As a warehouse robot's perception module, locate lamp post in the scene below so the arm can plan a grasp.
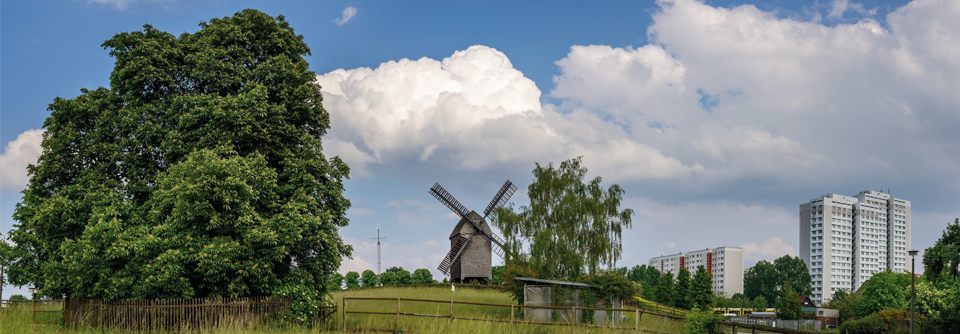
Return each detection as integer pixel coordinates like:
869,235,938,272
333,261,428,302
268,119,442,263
908,249,918,334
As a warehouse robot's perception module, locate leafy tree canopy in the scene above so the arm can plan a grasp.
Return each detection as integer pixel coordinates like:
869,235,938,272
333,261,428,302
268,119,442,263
493,157,633,280
743,255,812,306
360,270,378,287
822,290,859,320
655,271,676,307
689,266,713,311
411,269,434,285
923,218,960,287
344,271,361,289
744,260,779,306
852,270,910,318
6,9,351,306
775,284,802,320
675,267,692,309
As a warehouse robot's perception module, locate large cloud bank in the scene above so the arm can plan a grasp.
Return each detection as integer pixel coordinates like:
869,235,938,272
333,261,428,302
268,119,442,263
317,45,702,180
319,0,960,193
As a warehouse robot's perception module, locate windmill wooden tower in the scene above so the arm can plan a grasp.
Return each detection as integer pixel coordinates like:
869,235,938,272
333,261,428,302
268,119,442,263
429,180,516,284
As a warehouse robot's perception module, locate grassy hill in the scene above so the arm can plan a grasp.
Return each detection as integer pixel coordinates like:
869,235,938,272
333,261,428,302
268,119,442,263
327,284,685,333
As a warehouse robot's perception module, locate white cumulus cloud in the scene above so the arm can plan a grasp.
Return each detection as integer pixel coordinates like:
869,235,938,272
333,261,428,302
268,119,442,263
334,6,357,26
741,237,797,264
318,45,702,181
1,129,45,190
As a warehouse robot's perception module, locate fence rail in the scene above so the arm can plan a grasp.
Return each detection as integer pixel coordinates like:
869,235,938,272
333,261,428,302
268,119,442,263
342,296,686,333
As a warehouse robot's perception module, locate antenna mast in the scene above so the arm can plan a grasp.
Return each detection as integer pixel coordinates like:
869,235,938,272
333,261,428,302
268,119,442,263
373,226,386,274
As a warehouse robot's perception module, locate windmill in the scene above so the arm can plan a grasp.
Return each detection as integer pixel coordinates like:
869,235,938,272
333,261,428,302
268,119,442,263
429,180,516,284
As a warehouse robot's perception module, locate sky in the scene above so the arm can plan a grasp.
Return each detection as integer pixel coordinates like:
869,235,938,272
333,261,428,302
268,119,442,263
2,0,958,298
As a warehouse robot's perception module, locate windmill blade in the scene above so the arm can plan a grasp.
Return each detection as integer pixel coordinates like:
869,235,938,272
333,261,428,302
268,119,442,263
437,230,476,275
483,180,517,219
429,183,471,220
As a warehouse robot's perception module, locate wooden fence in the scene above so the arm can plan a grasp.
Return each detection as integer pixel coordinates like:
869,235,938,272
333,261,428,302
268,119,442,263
65,296,336,331
342,296,687,333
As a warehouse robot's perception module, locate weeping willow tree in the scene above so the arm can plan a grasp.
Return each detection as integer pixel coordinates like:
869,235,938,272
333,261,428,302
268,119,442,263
493,157,634,280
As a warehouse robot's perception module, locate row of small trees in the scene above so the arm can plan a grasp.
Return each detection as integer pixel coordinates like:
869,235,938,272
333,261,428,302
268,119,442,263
618,254,812,319
326,267,438,290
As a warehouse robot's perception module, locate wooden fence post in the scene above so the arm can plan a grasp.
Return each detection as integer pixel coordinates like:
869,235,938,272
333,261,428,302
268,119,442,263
510,305,514,334
98,299,103,331
570,306,575,334
635,309,639,333
342,297,346,332
395,298,400,331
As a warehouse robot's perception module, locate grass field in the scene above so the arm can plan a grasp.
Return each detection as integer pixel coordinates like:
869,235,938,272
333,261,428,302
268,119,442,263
0,285,687,334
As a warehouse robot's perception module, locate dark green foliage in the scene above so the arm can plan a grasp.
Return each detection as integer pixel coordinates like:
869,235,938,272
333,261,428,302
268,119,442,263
752,296,768,311
10,294,27,301
923,218,960,287
690,266,713,310
822,289,859,320
744,255,812,306
326,273,343,292
655,271,675,306
501,262,539,303
379,272,397,286
643,266,660,300
492,266,505,286
675,267,692,309
344,271,360,289
839,313,886,334
582,271,640,306
684,307,720,334
774,255,814,296
411,269,433,285
6,10,351,313
775,284,802,320
852,270,910,318
744,260,778,305
442,277,449,284
493,157,634,280
360,270,378,287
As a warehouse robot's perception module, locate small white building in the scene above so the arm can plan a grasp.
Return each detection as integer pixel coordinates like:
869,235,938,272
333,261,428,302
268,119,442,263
648,246,744,297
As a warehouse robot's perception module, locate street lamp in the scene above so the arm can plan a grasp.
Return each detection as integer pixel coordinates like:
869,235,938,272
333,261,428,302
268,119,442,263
908,249,918,334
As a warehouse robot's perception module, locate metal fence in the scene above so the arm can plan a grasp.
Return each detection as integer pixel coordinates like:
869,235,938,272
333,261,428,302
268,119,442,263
724,316,820,332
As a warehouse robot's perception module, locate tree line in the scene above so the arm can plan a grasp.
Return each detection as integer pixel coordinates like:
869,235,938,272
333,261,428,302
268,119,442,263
613,254,811,319
327,267,439,290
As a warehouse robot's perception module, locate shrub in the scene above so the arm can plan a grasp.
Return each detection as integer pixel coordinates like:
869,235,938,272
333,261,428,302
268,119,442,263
839,314,886,334
683,307,719,334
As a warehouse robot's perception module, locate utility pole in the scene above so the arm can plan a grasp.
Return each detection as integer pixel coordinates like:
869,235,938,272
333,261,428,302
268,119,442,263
909,249,918,334
373,226,386,275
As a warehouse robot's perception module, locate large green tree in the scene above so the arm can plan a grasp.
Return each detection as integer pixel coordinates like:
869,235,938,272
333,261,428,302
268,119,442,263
344,271,361,289
655,271,676,306
744,260,779,305
852,270,910,318
675,267,692,309
689,266,714,310
923,218,960,287
775,284,802,320
6,10,352,305
493,157,634,280
360,270,379,287
744,255,812,306
774,255,813,297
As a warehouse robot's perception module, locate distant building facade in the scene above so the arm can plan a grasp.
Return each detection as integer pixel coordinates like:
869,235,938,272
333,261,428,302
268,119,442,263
800,190,911,306
648,246,744,297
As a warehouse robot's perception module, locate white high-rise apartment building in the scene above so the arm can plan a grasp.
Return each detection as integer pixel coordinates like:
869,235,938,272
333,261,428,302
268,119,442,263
648,246,744,297
800,190,911,306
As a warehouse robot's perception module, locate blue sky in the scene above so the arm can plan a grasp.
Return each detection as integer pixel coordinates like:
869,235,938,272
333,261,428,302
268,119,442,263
3,0,957,297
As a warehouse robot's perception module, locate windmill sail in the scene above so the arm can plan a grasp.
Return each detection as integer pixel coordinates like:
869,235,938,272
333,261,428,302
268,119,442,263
483,180,517,218
438,231,475,275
